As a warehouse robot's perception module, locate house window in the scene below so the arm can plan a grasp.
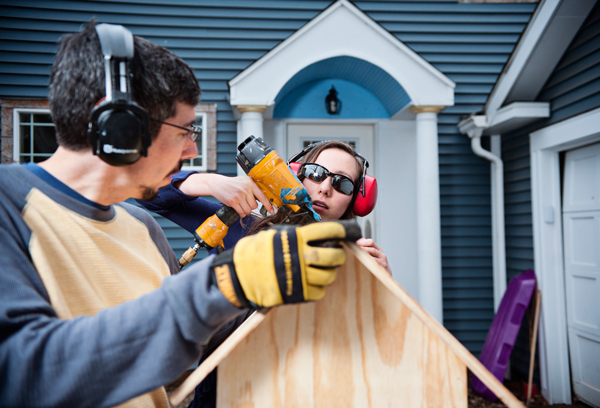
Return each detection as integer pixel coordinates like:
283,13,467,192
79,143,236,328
14,109,57,163
2,100,217,171
182,111,208,171
182,103,217,172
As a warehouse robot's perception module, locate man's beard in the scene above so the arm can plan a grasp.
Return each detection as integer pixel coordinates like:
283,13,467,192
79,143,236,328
141,160,183,202
141,187,159,202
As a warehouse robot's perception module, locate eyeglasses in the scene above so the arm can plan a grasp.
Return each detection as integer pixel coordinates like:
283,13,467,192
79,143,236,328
151,119,202,142
299,163,356,196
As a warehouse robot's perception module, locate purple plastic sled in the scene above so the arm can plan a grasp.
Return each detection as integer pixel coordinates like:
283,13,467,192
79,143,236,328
471,269,537,401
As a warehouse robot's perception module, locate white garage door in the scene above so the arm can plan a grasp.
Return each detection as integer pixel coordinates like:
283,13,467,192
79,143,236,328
563,142,600,408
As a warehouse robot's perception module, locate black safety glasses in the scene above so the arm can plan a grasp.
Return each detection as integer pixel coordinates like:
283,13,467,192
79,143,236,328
299,163,356,196
151,119,202,142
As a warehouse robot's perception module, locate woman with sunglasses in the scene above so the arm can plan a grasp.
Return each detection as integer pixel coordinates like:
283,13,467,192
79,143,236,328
243,141,389,271
140,140,390,271
138,140,389,407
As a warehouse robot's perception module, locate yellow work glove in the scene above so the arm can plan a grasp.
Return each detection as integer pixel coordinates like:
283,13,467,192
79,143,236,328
210,220,362,309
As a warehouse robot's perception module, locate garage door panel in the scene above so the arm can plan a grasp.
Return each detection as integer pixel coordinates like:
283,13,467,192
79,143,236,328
569,274,599,333
568,330,600,406
563,142,600,213
563,143,600,407
566,215,599,267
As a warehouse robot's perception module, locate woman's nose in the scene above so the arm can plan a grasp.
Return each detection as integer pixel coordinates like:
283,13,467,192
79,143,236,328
318,176,332,196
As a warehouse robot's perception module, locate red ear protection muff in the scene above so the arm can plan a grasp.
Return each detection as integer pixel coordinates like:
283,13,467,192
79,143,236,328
353,174,377,217
288,142,378,217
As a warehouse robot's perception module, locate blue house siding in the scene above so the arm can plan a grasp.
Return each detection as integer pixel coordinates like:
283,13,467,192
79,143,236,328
537,1,600,124
359,0,536,354
0,1,539,356
0,0,329,175
502,125,536,379
499,1,600,379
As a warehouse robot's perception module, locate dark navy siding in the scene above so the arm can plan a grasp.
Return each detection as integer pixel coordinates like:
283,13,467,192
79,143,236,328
502,124,536,380
538,2,600,124
0,0,539,355
500,1,600,379
0,0,330,176
358,0,536,354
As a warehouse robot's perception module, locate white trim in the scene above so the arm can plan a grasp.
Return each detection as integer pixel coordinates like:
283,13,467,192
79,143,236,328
228,0,454,108
485,0,595,119
530,107,600,404
485,0,560,117
485,102,549,135
13,108,53,163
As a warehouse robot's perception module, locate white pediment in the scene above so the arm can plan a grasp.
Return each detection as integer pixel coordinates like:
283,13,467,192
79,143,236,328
228,0,454,108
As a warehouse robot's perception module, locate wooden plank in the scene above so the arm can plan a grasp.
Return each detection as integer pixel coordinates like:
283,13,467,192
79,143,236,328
169,309,269,407
348,243,524,408
174,243,524,407
526,290,541,408
216,244,468,407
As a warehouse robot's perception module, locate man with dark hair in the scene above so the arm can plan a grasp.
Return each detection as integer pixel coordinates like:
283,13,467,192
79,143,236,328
0,21,355,407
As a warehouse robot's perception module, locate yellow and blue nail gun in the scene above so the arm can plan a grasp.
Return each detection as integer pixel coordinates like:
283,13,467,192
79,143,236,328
179,135,320,267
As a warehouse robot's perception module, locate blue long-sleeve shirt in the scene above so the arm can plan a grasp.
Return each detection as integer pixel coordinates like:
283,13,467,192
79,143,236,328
137,171,251,255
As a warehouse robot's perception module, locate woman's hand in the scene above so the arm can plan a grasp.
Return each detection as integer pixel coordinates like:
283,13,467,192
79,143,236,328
356,238,392,275
176,173,274,217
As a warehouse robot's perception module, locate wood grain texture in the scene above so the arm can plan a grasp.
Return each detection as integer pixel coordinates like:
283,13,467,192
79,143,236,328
169,309,269,406
348,244,524,408
216,245,468,407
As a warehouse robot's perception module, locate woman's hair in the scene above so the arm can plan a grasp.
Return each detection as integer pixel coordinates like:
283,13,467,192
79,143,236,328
245,140,365,235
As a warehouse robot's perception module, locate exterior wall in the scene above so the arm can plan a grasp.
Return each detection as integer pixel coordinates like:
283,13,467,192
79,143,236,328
501,1,600,378
502,123,537,379
537,2,600,125
364,1,536,353
0,0,537,354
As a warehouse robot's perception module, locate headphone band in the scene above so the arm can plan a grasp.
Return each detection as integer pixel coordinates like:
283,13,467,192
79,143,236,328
95,24,134,105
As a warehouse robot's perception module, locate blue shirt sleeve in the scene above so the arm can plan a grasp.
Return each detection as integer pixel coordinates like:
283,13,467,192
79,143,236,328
137,171,254,254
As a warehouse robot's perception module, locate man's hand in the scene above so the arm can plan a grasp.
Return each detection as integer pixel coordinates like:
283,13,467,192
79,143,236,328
177,173,274,217
356,238,392,274
210,221,362,308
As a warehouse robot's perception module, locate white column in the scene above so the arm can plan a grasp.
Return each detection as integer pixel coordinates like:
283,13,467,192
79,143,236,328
411,106,444,323
237,105,266,176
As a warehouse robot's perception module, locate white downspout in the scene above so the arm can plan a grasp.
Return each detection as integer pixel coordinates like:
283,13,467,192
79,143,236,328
458,115,507,312
470,134,507,312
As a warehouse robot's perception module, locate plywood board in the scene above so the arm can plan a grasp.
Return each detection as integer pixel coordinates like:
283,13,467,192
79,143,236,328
171,244,524,408
216,246,467,407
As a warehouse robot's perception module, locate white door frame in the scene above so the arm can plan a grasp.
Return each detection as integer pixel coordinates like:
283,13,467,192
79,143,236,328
530,106,600,404
263,117,421,300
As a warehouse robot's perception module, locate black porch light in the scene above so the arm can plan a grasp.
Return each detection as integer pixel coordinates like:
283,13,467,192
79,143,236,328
325,86,341,115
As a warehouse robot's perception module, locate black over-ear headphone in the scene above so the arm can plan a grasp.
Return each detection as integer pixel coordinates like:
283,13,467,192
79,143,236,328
88,23,151,167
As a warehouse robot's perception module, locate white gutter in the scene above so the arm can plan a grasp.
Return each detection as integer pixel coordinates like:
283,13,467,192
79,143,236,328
458,103,549,310
472,135,507,312
458,115,506,311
